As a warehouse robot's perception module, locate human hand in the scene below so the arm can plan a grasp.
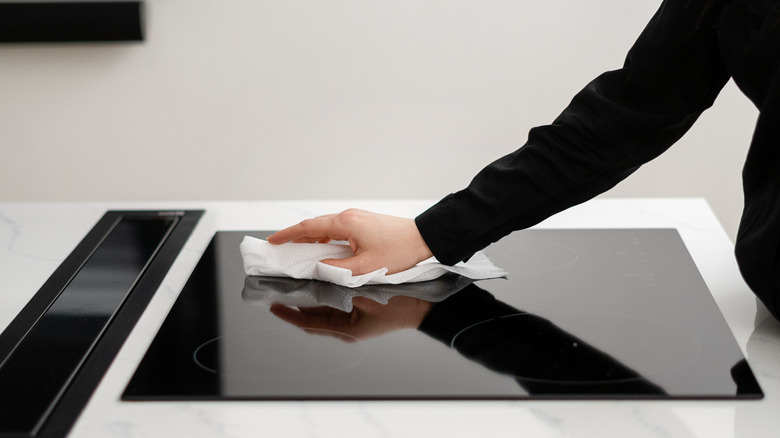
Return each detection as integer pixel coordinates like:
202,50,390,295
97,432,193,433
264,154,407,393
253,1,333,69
267,209,433,275
269,295,434,342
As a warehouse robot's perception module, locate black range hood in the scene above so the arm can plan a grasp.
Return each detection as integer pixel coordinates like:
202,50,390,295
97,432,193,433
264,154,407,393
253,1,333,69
0,1,144,42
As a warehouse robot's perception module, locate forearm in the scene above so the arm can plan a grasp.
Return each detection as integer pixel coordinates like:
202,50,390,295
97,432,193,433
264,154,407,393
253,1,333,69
417,0,729,265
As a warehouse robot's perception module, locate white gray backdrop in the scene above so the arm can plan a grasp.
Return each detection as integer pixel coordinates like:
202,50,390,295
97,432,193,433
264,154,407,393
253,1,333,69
0,0,757,240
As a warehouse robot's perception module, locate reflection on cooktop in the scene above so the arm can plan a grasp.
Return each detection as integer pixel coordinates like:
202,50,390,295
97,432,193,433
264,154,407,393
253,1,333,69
123,229,763,400
241,273,473,312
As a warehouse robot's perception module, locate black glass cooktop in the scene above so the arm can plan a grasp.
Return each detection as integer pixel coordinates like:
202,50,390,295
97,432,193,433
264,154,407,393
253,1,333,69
123,229,762,400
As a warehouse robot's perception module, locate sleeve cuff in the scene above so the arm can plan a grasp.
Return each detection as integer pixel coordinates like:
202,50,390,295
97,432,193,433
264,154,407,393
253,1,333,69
415,194,474,265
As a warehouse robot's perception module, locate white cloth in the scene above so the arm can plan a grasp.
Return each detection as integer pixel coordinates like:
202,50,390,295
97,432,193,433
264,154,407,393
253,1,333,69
240,236,506,288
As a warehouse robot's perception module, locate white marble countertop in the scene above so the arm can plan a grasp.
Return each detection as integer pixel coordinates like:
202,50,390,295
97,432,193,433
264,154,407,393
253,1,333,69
1,199,778,438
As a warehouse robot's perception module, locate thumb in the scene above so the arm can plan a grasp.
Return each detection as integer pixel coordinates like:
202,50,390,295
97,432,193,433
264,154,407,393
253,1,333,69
320,253,382,276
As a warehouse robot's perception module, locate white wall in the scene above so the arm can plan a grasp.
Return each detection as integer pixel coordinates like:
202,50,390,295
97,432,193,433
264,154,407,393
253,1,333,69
0,0,758,240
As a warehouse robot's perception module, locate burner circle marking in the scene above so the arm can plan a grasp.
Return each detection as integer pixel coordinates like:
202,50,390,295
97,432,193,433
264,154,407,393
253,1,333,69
193,327,368,381
450,311,701,385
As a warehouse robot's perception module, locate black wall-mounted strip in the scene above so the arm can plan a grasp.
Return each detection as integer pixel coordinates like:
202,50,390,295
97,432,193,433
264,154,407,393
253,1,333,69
0,2,144,42
0,210,203,437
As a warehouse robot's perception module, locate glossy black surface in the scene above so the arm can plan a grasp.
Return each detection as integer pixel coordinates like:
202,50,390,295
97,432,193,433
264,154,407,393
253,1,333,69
0,213,197,437
124,229,763,400
0,217,174,433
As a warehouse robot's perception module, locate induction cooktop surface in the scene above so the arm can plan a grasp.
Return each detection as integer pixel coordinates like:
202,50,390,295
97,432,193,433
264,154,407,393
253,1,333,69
123,229,762,400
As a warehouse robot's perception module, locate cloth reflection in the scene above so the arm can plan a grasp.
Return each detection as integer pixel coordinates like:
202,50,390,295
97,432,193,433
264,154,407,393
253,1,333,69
242,273,473,313
242,274,470,342
246,277,669,395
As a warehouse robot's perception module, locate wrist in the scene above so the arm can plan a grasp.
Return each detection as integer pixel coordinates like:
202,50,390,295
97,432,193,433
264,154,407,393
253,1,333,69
409,220,434,263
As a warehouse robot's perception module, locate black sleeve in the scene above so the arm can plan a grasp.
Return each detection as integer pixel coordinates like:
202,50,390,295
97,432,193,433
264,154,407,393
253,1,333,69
416,0,730,265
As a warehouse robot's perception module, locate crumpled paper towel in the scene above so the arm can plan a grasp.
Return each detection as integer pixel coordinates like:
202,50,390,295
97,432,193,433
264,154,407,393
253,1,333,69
240,236,506,288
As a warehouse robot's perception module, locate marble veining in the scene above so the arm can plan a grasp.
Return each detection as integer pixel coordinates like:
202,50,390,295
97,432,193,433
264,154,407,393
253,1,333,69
0,209,21,252
1,200,778,438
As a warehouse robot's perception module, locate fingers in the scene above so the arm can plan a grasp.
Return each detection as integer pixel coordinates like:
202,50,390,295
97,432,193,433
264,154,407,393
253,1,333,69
269,304,335,329
269,304,357,342
267,214,345,244
266,209,433,276
320,253,378,276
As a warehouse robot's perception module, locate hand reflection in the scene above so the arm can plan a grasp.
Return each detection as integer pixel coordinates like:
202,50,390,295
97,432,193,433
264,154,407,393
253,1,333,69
269,295,434,342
